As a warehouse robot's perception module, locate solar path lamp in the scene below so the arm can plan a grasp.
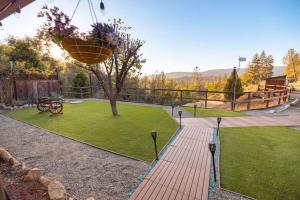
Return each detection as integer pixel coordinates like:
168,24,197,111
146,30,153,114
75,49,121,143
151,130,158,160
209,142,217,182
178,110,183,129
194,104,197,117
217,117,222,136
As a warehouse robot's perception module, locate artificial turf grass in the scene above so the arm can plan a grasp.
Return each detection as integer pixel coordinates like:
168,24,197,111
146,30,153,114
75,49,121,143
183,107,248,117
5,100,178,162
220,126,300,200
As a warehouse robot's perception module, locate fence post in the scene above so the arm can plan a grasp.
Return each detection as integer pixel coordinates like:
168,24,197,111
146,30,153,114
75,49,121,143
283,90,287,102
266,92,270,108
180,90,183,106
205,90,208,108
278,91,282,105
247,93,251,110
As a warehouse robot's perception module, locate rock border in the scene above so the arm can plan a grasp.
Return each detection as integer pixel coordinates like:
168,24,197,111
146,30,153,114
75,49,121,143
0,147,94,200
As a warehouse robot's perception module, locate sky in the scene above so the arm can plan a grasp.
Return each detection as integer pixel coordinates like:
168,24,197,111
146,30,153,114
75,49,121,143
0,0,300,75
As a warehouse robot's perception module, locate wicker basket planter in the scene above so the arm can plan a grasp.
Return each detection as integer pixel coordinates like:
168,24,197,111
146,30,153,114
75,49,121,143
61,37,113,65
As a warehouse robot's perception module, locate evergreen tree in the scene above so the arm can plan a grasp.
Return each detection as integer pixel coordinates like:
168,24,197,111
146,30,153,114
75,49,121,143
72,71,89,98
223,68,243,100
241,51,273,85
283,49,300,82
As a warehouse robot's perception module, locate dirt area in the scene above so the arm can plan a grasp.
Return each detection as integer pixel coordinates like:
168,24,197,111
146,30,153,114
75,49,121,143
0,161,48,200
0,114,148,200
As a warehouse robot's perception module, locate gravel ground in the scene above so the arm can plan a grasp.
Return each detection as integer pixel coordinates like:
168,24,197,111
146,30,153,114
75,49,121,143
209,189,254,200
0,114,148,200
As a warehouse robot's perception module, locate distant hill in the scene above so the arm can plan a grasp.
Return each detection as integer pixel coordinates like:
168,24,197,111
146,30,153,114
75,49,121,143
150,66,285,80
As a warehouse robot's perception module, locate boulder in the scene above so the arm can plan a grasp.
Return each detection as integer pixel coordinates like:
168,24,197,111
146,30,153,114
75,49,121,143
39,176,52,187
0,148,13,162
23,168,42,182
48,180,66,200
9,157,21,166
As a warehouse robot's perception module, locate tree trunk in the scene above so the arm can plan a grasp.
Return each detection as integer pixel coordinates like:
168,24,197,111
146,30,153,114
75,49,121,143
109,97,119,116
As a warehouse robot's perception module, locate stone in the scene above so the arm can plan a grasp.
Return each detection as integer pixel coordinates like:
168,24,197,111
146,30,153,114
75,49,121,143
86,198,95,200
39,176,52,187
0,148,13,162
48,180,66,200
24,168,42,182
8,157,21,166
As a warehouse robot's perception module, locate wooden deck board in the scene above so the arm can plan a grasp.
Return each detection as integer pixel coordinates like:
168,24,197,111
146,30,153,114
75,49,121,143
130,126,213,200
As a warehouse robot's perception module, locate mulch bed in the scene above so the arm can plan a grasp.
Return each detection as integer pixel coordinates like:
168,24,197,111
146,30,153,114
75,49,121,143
0,161,48,200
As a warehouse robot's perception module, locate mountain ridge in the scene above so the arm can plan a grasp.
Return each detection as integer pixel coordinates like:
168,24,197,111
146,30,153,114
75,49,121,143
149,66,285,80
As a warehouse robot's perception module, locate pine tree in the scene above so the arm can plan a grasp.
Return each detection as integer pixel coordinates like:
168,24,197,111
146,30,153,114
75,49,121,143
223,69,243,100
283,49,300,82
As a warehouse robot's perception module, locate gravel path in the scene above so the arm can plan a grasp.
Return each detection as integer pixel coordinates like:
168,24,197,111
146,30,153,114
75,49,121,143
0,114,148,200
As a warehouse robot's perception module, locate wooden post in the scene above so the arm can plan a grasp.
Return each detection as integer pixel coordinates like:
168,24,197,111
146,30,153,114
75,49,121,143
180,90,183,106
266,92,270,108
205,90,208,108
283,90,287,102
278,91,282,105
247,93,251,110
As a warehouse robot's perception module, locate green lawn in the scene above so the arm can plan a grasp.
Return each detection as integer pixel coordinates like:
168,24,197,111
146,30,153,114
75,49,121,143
5,100,178,162
220,126,300,200
184,107,248,117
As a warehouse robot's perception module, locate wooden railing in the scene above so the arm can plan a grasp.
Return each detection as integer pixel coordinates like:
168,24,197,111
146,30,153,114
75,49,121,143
60,86,292,111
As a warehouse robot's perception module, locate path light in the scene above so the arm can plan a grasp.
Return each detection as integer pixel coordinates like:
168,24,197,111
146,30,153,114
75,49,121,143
217,117,222,136
194,104,197,117
171,104,175,116
178,110,183,129
151,130,158,160
209,142,217,182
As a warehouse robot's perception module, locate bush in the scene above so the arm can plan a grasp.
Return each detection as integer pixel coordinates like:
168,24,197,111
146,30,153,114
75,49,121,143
72,71,89,98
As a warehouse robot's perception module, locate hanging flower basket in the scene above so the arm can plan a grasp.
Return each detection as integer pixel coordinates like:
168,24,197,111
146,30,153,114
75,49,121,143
38,6,123,65
61,37,113,65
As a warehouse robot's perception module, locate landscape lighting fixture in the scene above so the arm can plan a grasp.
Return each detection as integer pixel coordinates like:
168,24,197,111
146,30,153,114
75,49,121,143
209,142,217,182
217,117,222,136
151,130,158,160
178,110,183,129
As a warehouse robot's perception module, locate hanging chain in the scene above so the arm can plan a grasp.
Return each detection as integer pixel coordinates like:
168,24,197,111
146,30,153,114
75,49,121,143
71,0,81,21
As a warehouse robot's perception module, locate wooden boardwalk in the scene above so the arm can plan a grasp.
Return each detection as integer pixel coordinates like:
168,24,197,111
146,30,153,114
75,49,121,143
130,127,213,200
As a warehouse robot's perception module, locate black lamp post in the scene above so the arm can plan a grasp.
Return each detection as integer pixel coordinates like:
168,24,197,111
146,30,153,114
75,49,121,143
194,104,197,117
209,142,217,182
151,130,158,160
178,110,182,129
171,104,175,116
217,117,222,136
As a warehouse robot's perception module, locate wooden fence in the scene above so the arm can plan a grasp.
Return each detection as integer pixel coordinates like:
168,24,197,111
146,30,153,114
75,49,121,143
61,86,292,111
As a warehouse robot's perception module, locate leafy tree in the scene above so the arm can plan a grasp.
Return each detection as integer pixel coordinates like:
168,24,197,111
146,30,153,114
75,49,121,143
191,66,202,90
76,19,145,116
223,68,243,100
283,49,300,82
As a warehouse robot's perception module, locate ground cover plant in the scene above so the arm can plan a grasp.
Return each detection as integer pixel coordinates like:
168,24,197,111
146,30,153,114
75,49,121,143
220,126,300,200
5,100,178,162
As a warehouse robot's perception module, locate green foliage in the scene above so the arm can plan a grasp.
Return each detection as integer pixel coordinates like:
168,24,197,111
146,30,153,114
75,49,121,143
72,70,89,98
223,69,243,100
0,36,60,77
220,126,300,200
242,51,274,85
283,48,300,82
5,101,178,162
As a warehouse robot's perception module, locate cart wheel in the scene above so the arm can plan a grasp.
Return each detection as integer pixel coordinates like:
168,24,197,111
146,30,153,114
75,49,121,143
49,102,63,115
37,103,50,112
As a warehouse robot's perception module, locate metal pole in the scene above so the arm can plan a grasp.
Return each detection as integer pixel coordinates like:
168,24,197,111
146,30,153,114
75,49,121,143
212,153,216,182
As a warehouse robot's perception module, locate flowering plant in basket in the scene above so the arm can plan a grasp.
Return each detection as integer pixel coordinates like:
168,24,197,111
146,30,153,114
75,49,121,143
38,5,123,64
